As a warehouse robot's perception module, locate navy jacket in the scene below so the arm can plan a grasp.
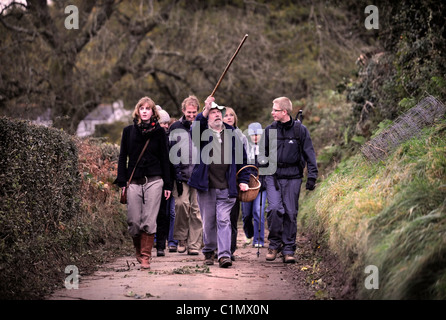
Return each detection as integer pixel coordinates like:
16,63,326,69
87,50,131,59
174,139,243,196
259,118,318,180
168,116,196,183
187,112,250,198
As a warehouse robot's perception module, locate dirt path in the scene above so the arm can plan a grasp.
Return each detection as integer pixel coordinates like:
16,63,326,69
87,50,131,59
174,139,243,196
49,224,353,300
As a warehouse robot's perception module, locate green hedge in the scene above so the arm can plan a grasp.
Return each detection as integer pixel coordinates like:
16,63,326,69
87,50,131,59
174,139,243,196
0,117,80,298
0,117,127,299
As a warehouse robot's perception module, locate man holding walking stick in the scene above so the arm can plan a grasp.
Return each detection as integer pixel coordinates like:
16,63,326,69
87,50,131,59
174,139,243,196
259,97,318,263
188,96,250,268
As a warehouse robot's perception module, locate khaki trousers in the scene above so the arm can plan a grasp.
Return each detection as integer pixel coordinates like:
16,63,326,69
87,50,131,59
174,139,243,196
173,183,203,250
127,178,163,237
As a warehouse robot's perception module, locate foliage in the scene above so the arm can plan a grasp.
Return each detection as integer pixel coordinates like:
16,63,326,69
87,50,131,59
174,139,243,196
295,89,357,177
299,120,446,299
0,0,369,134
346,0,446,139
0,117,127,299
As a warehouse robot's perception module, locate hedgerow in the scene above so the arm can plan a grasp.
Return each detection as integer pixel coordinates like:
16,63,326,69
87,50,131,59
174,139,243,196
0,117,128,299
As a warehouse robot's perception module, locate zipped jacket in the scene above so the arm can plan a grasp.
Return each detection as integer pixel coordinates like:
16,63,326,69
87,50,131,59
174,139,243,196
169,116,197,182
187,112,250,198
259,118,318,180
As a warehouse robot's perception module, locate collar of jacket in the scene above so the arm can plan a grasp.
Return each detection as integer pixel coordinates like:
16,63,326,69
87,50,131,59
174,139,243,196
276,117,294,130
180,115,192,129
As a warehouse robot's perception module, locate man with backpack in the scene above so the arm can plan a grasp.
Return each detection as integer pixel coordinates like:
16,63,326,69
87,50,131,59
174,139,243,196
259,96,318,263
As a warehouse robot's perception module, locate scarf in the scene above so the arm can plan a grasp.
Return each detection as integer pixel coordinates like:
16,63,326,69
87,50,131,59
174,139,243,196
135,117,158,136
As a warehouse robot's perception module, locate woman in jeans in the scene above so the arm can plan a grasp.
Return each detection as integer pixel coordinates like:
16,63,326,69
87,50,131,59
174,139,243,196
223,107,248,259
114,97,172,269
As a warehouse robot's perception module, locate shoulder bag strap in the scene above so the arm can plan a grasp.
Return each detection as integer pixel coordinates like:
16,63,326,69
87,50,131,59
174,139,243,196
126,138,150,188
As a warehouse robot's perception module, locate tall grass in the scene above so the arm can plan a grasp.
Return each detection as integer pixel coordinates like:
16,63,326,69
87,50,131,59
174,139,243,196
299,120,446,299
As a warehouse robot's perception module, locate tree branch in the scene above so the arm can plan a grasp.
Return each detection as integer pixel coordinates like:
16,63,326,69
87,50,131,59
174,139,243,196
73,0,116,54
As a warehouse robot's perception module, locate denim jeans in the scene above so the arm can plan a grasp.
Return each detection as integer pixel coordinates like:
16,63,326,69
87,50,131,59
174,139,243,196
241,190,266,246
197,188,236,260
167,197,178,247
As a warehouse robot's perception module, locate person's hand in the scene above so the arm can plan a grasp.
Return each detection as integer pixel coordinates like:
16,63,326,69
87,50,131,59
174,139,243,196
203,96,215,118
306,178,316,191
239,183,249,192
164,190,171,200
176,180,183,196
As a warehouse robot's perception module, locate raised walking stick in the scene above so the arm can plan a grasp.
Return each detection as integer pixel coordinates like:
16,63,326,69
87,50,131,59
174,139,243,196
210,34,248,97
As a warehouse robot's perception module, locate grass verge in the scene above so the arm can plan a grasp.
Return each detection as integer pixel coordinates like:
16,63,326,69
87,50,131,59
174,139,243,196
298,120,446,299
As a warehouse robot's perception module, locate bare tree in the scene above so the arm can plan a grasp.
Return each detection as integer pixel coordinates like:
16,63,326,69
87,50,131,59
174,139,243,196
1,0,369,132
0,0,180,133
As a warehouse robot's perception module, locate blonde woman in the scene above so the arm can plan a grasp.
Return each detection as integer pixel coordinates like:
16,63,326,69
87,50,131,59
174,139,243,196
114,97,172,269
223,106,248,259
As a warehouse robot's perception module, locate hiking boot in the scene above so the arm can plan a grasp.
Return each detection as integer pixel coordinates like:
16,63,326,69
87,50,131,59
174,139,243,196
266,248,278,261
177,240,186,253
283,254,296,263
204,252,214,265
188,249,199,255
157,249,165,257
168,246,177,253
218,257,232,268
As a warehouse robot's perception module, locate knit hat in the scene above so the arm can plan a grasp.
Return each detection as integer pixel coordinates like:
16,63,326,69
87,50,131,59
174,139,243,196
248,122,263,135
158,109,171,123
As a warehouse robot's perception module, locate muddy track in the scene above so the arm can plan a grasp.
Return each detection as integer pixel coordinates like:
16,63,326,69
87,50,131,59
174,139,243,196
49,224,354,301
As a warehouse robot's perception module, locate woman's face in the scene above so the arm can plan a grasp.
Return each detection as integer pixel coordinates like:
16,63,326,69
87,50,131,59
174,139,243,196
224,111,235,126
139,103,153,122
159,122,169,131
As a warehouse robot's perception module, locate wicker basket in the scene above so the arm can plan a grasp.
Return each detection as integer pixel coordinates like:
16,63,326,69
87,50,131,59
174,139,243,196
236,165,261,202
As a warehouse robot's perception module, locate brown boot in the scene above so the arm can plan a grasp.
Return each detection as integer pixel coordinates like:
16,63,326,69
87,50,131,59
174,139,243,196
140,233,154,269
132,236,142,263
266,248,278,261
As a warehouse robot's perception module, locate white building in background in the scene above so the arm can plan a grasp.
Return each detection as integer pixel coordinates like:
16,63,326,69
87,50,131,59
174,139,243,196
33,100,131,137
76,100,131,137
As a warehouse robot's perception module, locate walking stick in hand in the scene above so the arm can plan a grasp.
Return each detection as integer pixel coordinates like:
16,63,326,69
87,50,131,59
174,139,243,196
210,34,248,97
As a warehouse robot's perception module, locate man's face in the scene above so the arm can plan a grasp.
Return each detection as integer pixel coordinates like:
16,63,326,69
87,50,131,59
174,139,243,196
208,108,223,130
271,103,287,122
183,104,198,122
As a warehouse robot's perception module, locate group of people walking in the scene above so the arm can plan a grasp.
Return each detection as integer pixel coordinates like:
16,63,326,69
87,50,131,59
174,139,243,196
114,94,318,269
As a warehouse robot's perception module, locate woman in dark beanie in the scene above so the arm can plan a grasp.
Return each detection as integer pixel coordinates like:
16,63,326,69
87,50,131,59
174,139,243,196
114,97,172,269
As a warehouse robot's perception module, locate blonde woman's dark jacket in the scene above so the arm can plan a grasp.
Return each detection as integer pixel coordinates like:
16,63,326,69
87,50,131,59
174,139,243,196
114,120,172,191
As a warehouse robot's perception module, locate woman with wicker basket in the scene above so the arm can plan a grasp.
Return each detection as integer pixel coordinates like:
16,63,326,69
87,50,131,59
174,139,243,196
241,122,267,248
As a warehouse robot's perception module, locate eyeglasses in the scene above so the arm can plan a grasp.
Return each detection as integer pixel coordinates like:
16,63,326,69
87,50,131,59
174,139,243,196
272,109,283,113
